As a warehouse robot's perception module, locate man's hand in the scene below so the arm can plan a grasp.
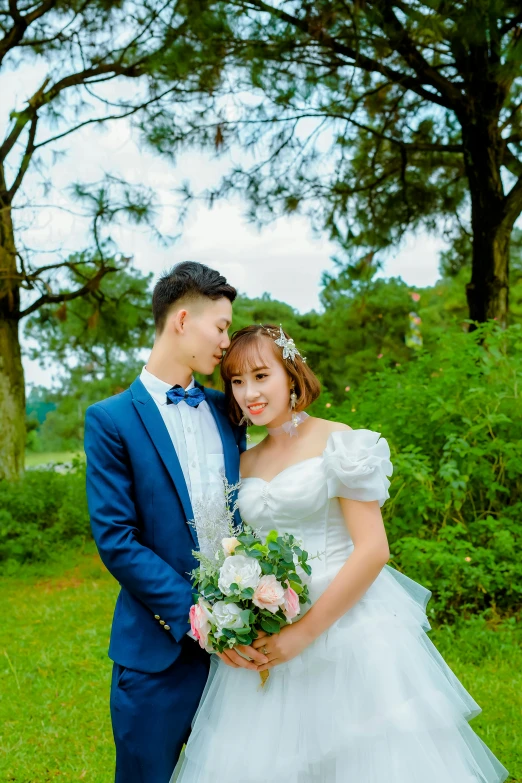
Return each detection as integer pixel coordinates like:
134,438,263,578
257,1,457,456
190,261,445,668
215,630,269,670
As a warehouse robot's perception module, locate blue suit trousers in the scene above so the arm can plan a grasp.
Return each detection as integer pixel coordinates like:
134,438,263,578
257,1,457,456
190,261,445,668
110,639,210,783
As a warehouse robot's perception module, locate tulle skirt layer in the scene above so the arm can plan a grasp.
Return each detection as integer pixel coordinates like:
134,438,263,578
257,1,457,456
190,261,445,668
172,566,508,783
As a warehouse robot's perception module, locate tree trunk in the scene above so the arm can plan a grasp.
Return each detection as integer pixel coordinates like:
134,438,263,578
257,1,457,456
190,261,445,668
460,113,510,328
0,203,25,481
466,213,510,328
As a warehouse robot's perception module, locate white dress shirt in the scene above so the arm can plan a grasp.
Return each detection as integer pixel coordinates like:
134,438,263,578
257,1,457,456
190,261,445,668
140,366,225,508
140,367,226,642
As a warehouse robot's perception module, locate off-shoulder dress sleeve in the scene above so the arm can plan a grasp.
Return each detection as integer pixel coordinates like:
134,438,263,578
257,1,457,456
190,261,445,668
322,429,393,507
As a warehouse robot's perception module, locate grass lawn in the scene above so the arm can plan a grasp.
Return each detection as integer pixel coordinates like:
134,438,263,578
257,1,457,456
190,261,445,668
25,452,85,469
1,548,520,782
24,426,266,468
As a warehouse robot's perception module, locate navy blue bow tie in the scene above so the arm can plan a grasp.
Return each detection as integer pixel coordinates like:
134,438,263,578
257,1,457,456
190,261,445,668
166,385,206,409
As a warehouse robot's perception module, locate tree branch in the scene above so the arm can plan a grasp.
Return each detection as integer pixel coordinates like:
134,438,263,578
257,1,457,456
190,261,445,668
17,263,119,320
241,0,453,109
502,145,522,179
33,86,179,150
0,0,58,63
333,113,462,152
7,112,38,199
0,0,28,62
0,78,49,162
0,58,144,166
369,0,464,108
498,9,522,38
25,257,96,281
24,0,59,25
503,175,522,231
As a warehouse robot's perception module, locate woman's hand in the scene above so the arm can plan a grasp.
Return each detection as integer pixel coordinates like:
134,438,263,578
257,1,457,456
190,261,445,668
216,630,269,670
251,624,314,672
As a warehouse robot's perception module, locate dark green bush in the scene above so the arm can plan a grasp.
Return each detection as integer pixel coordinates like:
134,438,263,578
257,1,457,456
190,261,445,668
324,321,522,620
0,461,89,570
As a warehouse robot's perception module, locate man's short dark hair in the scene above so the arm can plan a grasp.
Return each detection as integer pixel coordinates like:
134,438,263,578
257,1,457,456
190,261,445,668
152,261,237,332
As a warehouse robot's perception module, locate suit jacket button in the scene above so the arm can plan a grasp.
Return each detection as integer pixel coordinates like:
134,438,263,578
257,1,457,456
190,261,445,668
164,625,171,631
160,620,165,625
154,615,160,620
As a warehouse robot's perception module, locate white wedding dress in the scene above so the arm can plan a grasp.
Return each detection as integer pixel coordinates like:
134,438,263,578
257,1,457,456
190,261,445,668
173,429,508,782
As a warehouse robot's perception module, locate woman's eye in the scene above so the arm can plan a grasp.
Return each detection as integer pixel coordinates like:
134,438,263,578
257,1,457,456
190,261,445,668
256,373,268,380
232,379,242,385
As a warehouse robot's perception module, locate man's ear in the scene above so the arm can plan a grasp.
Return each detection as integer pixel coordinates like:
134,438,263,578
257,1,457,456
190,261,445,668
171,308,189,334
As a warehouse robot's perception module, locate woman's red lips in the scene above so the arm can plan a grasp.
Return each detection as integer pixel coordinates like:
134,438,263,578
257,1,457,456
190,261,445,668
248,403,267,416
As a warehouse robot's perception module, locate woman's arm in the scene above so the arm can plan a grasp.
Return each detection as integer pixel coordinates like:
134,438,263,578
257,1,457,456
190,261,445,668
252,497,390,670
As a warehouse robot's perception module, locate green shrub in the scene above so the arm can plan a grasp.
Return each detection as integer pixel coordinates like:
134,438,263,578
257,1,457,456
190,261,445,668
324,321,522,620
0,461,89,569
4,322,522,621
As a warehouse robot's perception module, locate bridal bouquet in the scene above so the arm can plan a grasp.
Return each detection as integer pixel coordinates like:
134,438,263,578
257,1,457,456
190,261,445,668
188,479,311,683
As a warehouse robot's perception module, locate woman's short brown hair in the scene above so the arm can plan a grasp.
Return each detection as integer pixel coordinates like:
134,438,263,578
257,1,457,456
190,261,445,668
220,324,321,426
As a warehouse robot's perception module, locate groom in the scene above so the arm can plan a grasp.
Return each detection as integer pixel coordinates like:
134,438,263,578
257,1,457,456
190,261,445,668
84,261,268,783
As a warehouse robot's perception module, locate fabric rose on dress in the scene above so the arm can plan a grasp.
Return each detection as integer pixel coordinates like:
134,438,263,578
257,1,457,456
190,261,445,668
212,601,245,632
189,598,213,649
218,555,262,596
222,537,241,556
282,586,300,621
252,574,286,614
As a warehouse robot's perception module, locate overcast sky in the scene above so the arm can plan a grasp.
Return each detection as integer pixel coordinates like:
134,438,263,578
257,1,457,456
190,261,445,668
2,62,446,390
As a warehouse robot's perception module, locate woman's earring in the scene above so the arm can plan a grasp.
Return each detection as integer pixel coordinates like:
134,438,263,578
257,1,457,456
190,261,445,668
239,414,253,441
290,387,299,428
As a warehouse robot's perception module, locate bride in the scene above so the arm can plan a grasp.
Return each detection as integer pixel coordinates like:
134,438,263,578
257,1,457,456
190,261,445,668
173,324,508,783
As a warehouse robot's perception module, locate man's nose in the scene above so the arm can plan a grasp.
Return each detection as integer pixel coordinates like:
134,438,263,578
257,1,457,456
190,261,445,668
220,333,231,350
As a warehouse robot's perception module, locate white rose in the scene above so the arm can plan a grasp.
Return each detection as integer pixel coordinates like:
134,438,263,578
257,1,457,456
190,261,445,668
218,554,262,596
222,537,241,556
212,601,245,632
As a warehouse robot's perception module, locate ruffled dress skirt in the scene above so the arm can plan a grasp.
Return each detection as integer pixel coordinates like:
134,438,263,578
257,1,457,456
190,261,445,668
172,565,508,783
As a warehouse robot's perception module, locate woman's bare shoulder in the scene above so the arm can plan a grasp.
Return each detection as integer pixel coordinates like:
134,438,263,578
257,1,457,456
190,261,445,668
309,416,352,435
239,440,265,478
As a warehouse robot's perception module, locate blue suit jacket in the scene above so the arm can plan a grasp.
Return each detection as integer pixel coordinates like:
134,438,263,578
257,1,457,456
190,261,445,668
84,377,246,673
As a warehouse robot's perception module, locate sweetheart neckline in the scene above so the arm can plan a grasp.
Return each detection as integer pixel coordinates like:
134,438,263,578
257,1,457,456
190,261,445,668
240,454,324,486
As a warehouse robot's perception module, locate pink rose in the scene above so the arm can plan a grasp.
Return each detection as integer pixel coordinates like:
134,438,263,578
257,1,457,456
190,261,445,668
252,574,285,614
189,598,212,649
283,586,300,621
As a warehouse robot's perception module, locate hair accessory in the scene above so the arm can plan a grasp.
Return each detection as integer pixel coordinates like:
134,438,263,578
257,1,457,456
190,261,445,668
266,411,309,438
262,324,307,363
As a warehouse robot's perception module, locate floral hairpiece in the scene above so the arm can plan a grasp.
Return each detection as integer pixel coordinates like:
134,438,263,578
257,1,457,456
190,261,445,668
262,324,307,363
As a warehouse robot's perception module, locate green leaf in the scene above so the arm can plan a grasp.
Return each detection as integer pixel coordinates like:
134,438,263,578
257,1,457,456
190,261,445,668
289,580,303,594
260,616,281,634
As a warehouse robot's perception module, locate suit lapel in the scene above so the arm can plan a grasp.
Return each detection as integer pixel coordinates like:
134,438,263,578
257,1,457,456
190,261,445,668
130,378,197,547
